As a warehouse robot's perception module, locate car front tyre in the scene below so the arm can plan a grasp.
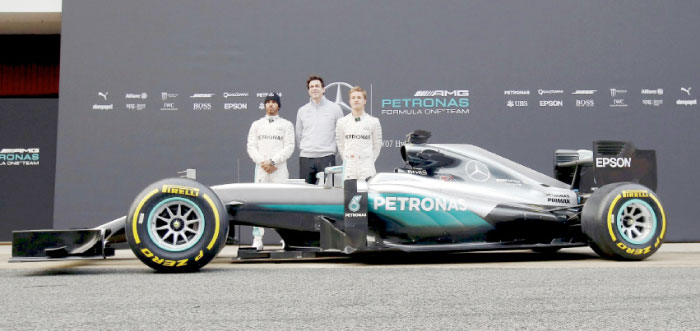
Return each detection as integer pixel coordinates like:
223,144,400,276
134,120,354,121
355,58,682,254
126,178,228,272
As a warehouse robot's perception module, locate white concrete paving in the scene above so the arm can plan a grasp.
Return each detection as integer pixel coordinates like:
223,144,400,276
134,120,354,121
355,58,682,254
1,243,699,271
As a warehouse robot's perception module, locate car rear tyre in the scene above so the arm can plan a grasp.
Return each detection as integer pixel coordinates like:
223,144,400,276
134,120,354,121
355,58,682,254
126,178,228,272
582,182,666,261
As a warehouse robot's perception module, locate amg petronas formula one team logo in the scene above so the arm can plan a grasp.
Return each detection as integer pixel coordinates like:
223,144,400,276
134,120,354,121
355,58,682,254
0,148,40,166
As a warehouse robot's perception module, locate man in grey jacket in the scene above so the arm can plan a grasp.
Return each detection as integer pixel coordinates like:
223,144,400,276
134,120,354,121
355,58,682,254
296,75,345,184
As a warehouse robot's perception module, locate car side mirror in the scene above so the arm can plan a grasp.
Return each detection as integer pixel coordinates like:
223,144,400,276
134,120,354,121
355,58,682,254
322,166,344,189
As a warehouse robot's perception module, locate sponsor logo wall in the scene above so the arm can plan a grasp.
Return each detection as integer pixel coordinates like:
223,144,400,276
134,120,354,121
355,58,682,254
51,0,700,241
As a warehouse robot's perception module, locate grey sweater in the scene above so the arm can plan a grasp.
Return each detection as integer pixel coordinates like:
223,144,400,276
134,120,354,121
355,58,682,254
295,96,345,157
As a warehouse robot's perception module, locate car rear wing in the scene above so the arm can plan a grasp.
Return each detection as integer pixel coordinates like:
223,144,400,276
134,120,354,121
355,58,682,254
554,141,657,193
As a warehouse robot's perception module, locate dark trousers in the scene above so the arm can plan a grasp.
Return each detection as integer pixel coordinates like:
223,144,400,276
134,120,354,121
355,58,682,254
299,155,336,184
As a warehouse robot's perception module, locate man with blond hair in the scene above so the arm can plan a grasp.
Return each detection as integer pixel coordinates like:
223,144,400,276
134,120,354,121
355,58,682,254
335,86,382,180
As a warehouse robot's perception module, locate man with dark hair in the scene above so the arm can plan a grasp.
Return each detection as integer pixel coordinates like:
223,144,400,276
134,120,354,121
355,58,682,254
295,75,344,184
247,93,294,250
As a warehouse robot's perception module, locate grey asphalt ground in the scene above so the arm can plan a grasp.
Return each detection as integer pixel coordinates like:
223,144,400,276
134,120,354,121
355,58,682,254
0,244,699,330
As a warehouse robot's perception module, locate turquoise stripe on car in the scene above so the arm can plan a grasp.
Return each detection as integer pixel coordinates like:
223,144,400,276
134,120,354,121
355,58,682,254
259,204,345,219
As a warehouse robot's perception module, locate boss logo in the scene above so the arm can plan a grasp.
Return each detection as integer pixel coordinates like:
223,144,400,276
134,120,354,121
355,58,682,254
576,99,594,107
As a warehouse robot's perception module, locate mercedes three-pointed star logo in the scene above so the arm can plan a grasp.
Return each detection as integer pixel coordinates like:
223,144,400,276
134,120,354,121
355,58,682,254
325,82,354,113
465,160,490,182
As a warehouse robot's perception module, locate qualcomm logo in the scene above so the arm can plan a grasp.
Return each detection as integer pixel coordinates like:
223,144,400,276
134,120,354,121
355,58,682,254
326,82,354,113
538,89,564,95
465,160,490,182
223,92,248,98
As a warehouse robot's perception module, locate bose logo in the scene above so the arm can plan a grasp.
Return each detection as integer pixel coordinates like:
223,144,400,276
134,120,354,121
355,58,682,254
595,157,632,168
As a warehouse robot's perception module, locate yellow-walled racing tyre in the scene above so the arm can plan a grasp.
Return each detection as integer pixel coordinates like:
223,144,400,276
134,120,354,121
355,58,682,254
126,178,228,272
582,182,666,261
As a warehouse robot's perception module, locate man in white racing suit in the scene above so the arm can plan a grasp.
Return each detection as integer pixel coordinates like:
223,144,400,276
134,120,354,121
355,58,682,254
246,93,295,250
335,86,382,181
